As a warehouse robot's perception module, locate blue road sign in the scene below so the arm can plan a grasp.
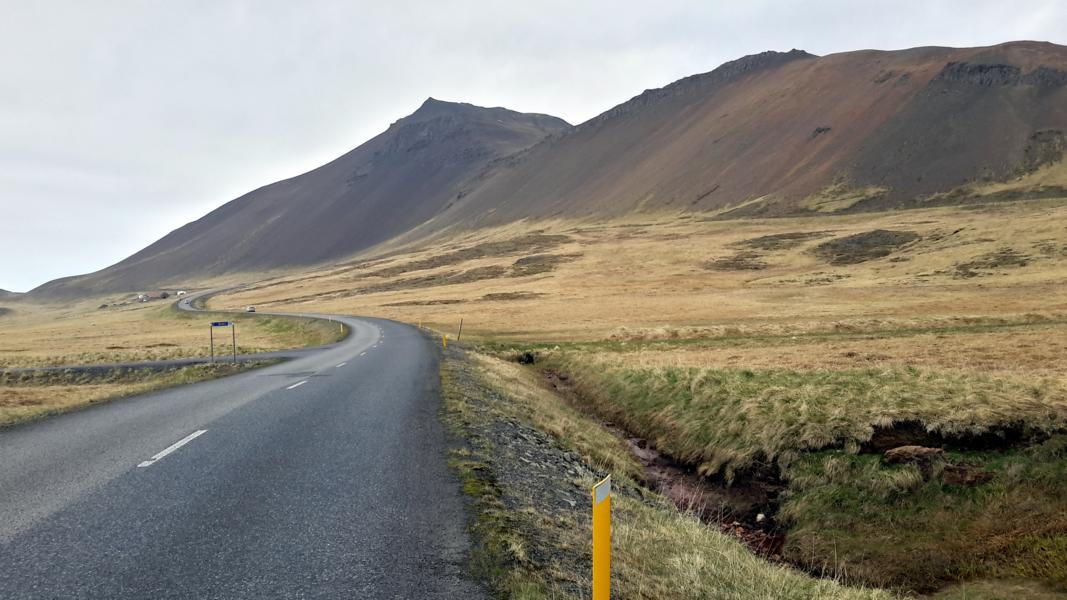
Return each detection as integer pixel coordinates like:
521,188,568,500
211,321,233,327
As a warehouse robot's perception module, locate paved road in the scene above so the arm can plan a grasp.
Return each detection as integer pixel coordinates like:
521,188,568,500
0,303,488,598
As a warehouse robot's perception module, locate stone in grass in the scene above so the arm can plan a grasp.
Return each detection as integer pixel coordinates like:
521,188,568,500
883,445,945,465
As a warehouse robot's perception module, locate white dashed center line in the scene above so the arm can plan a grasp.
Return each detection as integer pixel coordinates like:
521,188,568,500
335,362,347,368
137,430,207,468
360,351,367,356
287,380,308,390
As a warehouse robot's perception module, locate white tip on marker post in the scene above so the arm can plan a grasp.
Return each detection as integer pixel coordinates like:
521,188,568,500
592,474,611,599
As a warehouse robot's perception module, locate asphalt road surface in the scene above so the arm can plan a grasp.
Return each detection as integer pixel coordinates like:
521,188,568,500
0,304,488,598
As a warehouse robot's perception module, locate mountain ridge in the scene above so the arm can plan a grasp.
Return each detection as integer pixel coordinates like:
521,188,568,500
32,99,570,296
31,41,1067,296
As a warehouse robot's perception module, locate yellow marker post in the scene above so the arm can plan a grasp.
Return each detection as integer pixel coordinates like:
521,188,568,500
592,474,611,600
442,334,448,349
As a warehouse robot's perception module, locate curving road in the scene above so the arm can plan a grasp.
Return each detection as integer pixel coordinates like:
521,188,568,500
0,297,487,598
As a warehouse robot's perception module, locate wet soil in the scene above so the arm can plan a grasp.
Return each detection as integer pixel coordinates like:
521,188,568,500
612,426,787,559
541,368,787,560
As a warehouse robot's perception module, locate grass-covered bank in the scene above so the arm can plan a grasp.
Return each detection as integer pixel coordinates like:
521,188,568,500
166,303,348,351
534,351,1067,594
441,347,899,599
0,362,273,426
0,300,348,370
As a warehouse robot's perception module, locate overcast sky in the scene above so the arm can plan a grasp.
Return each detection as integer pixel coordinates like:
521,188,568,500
1,1,1064,291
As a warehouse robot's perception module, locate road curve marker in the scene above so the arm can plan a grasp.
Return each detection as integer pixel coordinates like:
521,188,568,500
592,475,612,599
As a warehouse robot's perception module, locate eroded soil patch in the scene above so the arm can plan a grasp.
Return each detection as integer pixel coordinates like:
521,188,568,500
738,231,833,251
511,253,582,277
705,251,768,271
814,229,920,264
382,299,466,306
364,233,572,279
955,247,1031,278
481,291,545,301
864,419,1045,453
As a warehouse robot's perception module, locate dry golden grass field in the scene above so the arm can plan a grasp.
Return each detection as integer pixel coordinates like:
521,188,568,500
0,363,264,427
209,198,1067,343
0,297,342,426
202,197,1067,597
0,298,341,369
4,197,1067,597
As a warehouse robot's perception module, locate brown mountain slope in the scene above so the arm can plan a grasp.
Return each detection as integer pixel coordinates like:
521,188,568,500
425,41,1067,230
33,100,570,296
32,41,1067,295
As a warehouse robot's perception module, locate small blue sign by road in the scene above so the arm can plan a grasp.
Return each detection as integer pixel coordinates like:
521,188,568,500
211,321,233,327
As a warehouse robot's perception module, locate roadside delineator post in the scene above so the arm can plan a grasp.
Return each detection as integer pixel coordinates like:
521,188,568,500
592,474,611,600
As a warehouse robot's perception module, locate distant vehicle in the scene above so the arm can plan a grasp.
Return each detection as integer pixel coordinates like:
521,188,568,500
176,291,187,297
245,306,256,313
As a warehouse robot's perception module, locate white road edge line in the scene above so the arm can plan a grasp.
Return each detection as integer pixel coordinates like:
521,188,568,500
287,380,308,390
137,430,207,468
